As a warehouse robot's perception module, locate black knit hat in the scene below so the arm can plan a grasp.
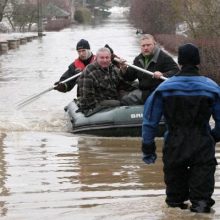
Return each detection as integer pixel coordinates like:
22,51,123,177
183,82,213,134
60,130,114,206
76,39,90,50
178,43,200,66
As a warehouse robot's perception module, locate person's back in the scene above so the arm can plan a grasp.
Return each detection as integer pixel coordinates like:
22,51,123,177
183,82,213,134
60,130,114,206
142,43,220,213
158,74,218,164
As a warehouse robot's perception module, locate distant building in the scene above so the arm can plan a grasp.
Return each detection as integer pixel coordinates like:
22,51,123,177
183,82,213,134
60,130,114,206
43,2,70,20
24,0,75,20
42,3,72,31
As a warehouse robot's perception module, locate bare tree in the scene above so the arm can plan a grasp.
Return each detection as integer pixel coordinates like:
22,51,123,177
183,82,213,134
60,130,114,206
174,0,220,38
4,0,38,31
0,0,9,21
130,0,178,34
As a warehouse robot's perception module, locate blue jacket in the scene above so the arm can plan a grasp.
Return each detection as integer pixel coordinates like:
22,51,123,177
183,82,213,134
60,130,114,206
142,75,220,145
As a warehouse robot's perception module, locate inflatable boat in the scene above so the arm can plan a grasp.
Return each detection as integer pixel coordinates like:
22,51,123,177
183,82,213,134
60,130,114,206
64,101,165,137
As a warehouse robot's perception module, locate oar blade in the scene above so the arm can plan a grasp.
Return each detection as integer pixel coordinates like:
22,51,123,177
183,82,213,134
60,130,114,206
16,86,54,110
16,71,82,110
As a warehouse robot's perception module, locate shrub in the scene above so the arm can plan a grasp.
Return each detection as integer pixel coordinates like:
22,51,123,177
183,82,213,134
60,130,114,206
74,7,92,23
45,19,71,31
195,38,220,83
155,34,220,84
155,34,191,54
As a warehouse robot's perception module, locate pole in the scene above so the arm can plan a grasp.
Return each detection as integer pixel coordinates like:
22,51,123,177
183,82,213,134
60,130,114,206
37,0,43,37
82,0,86,7
114,58,167,81
16,72,82,109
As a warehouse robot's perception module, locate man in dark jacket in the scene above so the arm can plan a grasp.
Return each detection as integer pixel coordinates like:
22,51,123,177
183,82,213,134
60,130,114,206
142,43,220,213
54,39,95,93
120,34,179,105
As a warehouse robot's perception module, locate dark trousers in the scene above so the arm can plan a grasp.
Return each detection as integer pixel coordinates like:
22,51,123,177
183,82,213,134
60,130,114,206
164,159,216,206
120,89,143,105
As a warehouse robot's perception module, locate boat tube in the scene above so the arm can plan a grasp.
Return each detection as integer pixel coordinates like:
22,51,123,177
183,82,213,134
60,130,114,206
65,101,165,137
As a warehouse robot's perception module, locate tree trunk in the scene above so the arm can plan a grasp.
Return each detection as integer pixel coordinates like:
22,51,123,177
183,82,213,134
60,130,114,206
0,0,8,22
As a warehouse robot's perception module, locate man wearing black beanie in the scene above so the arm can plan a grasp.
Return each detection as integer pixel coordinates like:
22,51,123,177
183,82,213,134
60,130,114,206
141,43,220,213
76,39,90,50
178,43,200,66
54,39,95,93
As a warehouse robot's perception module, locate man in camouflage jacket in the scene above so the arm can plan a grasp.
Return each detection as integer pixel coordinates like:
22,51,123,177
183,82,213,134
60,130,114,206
77,47,124,115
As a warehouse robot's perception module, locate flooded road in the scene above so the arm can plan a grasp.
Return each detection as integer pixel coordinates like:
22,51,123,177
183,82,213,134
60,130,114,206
1,8,220,220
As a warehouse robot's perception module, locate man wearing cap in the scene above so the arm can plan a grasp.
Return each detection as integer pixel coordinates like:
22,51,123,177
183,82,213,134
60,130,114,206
141,43,220,213
54,39,96,93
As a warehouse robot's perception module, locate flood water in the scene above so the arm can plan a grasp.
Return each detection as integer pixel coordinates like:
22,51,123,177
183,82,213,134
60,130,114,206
0,8,220,220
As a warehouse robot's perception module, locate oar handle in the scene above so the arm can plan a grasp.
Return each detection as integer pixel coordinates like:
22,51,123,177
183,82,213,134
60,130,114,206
114,57,167,81
58,72,82,84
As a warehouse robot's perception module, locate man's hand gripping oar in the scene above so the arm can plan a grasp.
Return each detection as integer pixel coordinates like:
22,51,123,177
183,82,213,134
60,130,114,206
16,72,82,109
114,57,167,81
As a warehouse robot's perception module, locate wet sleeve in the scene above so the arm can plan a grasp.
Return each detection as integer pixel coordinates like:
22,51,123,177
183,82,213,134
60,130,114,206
59,63,78,92
142,92,163,144
121,58,139,82
161,55,180,78
59,63,75,81
211,97,220,142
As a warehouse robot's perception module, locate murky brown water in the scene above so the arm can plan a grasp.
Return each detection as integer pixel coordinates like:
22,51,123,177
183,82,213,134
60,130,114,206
0,8,220,220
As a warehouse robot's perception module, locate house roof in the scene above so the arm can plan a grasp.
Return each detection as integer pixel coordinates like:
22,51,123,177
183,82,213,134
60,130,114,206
43,3,70,18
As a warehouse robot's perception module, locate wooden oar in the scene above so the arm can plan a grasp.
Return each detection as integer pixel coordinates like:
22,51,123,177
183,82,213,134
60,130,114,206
114,57,167,80
16,72,82,109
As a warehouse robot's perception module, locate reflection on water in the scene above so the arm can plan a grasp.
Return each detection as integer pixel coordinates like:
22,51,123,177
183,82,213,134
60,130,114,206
0,132,163,219
0,132,220,219
0,10,220,220
0,133,8,217
75,137,164,192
